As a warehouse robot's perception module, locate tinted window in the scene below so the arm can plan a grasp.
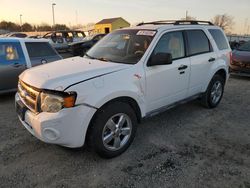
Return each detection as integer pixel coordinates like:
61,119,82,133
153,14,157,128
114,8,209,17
152,31,185,60
238,41,250,51
186,30,210,55
209,29,229,50
25,42,57,58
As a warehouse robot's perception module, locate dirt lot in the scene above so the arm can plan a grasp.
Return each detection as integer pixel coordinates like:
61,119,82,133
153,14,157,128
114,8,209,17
0,76,250,188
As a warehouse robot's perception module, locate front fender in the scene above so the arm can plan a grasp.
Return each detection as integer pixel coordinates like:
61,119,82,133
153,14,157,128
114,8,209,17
93,90,146,117
67,67,146,117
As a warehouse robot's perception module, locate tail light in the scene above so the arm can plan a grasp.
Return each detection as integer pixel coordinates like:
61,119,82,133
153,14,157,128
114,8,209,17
229,51,232,64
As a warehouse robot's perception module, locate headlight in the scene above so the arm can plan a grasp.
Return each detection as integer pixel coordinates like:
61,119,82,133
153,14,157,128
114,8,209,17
40,91,77,113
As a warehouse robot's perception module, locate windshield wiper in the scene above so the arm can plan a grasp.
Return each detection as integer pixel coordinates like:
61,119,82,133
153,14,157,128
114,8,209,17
96,57,110,62
84,54,109,62
84,54,128,64
84,53,95,59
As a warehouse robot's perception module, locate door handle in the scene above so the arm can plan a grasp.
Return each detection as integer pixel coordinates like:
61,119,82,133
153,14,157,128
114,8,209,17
12,63,22,68
178,65,188,70
208,57,216,62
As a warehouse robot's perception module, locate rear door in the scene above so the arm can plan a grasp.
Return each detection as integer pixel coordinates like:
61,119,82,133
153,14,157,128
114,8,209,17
0,42,26,91
186,29,217,96
208,29,231,65
25,42,62,67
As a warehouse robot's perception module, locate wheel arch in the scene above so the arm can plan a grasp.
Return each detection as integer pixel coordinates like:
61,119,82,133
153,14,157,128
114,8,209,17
214,68,227,83
85,96,142,147
204,67,228,92
94,96,142,123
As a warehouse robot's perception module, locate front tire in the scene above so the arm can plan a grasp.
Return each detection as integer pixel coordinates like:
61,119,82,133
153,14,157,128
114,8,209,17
201,74,225,108
88,102,137,158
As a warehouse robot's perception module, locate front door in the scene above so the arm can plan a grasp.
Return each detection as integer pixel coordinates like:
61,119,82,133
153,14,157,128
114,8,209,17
0,42,26,92
145,31,191,113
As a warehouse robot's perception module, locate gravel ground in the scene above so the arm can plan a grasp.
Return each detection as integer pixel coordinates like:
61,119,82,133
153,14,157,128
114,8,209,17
0,76,250,188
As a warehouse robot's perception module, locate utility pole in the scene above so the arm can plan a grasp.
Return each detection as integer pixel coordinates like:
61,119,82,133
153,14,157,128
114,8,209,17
20,14,22,31
52,3,56,30
244,18,248,36
186,11,188,20
76,10,78,26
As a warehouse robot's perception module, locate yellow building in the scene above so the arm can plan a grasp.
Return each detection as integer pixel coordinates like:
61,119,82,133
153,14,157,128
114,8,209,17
95,17,130,34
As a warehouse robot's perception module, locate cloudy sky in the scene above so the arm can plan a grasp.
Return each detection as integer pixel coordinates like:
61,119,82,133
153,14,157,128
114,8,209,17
0,0,250,34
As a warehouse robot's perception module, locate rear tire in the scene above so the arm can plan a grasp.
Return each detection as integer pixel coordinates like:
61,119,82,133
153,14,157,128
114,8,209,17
88,102,137,158
201,74,225,108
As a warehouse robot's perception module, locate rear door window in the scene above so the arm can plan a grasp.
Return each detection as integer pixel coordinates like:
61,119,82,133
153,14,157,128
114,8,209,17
209,29,229,50
0,42,25,64
186,30,211,56
25,42,57,58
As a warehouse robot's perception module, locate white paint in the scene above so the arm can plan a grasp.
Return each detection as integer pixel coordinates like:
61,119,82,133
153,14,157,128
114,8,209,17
16,25,230,148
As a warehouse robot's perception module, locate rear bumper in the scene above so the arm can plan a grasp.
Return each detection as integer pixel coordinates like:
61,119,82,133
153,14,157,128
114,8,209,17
16,93,96,148
229,64,250,76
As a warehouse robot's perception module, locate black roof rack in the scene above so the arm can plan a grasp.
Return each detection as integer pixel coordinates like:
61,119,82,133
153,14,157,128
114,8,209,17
137,20,214,26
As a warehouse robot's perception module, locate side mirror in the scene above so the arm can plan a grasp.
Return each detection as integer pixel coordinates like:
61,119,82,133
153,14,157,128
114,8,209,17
148,52,172,66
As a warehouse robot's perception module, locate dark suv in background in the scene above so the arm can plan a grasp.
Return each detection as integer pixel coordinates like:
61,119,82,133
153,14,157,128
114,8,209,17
68,34,106,56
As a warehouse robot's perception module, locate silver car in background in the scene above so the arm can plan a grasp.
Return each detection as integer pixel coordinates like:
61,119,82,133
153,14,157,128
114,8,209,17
42,30,86,51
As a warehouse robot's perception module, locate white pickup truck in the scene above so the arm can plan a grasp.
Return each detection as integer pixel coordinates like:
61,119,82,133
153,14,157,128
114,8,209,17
0,38,62,94
15,20,231,158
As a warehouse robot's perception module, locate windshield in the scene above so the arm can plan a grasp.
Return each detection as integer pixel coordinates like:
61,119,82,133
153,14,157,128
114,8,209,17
85,29,156,64
238,41,250,51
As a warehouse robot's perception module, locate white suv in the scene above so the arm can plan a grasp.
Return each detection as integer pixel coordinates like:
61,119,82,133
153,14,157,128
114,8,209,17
15,20,231,158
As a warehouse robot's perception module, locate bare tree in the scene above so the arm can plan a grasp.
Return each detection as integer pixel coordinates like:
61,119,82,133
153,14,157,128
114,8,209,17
22,23,33,32
211,14,234,32
36,23,52,32
0,21,20,32
54,24,70,31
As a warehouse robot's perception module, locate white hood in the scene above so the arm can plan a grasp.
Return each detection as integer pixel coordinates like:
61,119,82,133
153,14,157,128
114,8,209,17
20,57,131,91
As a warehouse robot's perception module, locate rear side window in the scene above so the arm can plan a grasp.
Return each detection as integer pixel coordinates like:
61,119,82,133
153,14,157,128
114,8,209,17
0,42,24,63
25,42,57,58
186,30,211,56
209,29,229,50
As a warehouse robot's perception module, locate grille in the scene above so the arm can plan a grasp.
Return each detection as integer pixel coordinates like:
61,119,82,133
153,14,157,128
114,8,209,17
18,81,40,113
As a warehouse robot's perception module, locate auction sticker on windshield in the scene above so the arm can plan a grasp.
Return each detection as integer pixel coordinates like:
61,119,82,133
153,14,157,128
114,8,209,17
136,30,156,36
